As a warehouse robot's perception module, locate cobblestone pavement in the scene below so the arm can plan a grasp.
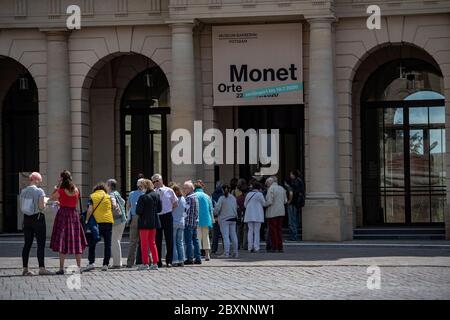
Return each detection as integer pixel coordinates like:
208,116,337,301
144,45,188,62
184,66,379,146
1,237,450,300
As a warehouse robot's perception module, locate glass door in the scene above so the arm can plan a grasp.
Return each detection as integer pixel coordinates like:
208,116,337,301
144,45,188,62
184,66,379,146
409,105,446,223
121,102,170,195
362,98,445,225
381,107,406,223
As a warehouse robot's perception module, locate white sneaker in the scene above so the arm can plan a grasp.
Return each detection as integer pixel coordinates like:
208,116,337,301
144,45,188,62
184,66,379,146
149,264,159,271
101,265,108,271
138,264,150,271
81,264,95,272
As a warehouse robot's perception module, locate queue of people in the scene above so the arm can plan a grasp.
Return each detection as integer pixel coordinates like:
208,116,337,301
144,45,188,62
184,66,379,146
19,169,305,275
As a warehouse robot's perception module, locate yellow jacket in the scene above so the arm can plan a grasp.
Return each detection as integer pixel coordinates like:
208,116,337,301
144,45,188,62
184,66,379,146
90,190,114,224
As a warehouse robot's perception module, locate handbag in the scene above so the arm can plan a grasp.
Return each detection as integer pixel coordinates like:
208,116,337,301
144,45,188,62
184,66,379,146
112,193,124,219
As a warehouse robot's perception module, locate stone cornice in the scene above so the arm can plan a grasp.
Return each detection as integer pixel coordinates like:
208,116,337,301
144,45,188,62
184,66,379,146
39,27,70,40
0,0,448,29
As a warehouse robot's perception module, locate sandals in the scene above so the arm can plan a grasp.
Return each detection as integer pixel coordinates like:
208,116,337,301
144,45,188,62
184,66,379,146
22,269,34,276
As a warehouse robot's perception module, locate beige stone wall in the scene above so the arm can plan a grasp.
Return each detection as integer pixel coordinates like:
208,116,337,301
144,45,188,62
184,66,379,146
335,14,450,237
0,0,170,28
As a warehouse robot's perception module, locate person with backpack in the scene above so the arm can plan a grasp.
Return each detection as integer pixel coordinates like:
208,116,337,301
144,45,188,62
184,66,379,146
49,170,87,274
19,172,54,276
106,179,127,268
82,182,115,272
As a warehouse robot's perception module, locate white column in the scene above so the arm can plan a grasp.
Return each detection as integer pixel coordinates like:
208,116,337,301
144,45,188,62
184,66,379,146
169,22,198,184
302,17,348,241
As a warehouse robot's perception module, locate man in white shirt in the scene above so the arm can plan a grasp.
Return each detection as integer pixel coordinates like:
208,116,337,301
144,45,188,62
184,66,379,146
152,174,178,268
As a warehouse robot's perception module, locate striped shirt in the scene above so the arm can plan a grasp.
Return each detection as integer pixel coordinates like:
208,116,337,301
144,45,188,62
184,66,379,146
185,192,199,228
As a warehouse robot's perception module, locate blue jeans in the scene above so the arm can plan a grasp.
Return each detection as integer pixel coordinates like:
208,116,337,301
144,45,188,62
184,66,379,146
288,204,299,241
173,225,185,263
184,226,201,262
219,221,238,256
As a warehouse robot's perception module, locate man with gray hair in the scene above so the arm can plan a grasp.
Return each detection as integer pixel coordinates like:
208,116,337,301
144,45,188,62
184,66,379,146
126,178,145,267
152,173,178,268
265,176,287,253
183,180,202,264
106,179,126,268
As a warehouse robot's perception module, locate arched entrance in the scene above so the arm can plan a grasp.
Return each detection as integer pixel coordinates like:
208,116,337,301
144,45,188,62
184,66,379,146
1,68,39,232
360,56,445,226
84,53,170,199
120,67,170,195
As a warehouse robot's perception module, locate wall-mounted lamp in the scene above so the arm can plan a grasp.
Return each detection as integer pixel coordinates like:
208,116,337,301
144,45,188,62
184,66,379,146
19,75,29,90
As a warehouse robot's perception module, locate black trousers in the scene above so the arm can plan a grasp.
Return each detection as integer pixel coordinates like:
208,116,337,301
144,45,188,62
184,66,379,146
22,214,46,268
88,223,112,266
156,212,173,266
211,221,222,253
136,242,142,265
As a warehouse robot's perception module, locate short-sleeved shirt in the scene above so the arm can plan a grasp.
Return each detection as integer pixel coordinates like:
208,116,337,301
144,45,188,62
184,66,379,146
172,196,187,227
20,185,45,215
128,189,145,219
156,186,178,215
89,190,114,224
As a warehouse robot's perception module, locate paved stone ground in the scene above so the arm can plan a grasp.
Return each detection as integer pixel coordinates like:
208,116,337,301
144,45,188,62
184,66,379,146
1,237,450,300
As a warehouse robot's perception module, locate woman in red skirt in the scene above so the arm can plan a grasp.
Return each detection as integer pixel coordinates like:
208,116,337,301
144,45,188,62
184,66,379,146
50,170,87,274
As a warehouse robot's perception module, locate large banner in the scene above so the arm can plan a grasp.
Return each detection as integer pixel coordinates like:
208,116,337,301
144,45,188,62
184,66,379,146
212,23,303,106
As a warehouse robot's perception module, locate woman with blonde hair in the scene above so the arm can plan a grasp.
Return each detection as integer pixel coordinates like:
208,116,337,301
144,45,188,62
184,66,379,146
136,179,162,270
83,182,115,272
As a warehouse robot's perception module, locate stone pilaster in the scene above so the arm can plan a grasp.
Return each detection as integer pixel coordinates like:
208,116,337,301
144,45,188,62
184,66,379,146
169,22,198,184
44,29,72,235
302,17,348,241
